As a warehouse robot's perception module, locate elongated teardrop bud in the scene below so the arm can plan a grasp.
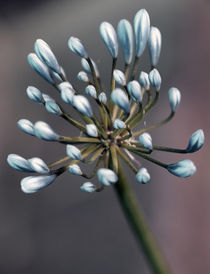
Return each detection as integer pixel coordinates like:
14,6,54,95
139,71,150,90
98,92,107,104
149,68,161,91
127,80,142,103
66,145,82,161
148,27,161,67
34,121,60,141
86,124,98,137
100,22,118,58
68,164,82,175
167,159,196,178
17,119,35,136
77,71,89,83
139,132,153,150
186,129,205,153
97,168,118,186
111,88,130,114
7,154,33,172
73,95,93,117
168,87,181,112
113,69,126,86
28,157,49,174
45,101,62,116
21,175,56,193
85,85,97,99
68,37,88,58
26,86,44,104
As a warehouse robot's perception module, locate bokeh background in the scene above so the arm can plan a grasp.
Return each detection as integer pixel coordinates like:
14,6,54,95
1,0,210,273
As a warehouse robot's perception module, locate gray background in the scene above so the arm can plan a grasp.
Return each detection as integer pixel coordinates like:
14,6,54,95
1,0,210,273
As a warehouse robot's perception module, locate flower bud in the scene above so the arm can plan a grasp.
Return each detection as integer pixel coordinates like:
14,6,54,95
113,118,126,129
28,157,49,174
148,27,161,67
60,88,75,105
168,87,181,112
113,69,126,86
42,94,55,103
149,68,161,91
27,53,54,84
167,159,196,178
139,132,152,150
139,71,150,90
97,168,118,186
186,129,204,153
68,164,82,175
58,81,73,92
21,175,56,193
73,95,93,117
80,182,96,193
66,145,82,161
136,168,150,184
85,85,97,99
127,80,142,103
98,92,107,104
26,86,44,104
68,37,88,58
81,58,100,78
117,19,133,65
45,101,62,116
99,22,118,58
111,88,130,114
77,71,89,83
17,119,35,136
7,154,33,172
34,39,61,74
134,9,150,57
34,121,60,141
86,124,98,137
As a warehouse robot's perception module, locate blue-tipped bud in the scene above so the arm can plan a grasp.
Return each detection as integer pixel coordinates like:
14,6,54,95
42,94,55,103
139,71,150,90
86,124,98,137
68,164,82,175
85,85,97,99
77,71,89,83
117,19,134,65
186,129,205,153
99,22,118,58
73,95,93,117
27,53,54,84
113,69,126,86
34,121,60,141
28,157,49,174
111,88,130,114
167,159,196,178
168,87,181,112
21,174,56,194
136,168,150,184
45,101,62,116
97,168,118,186
17,119,35,136
127,80,142,103
66,145,82,161
26,86,44,104
81,58,100,78
34,39,61,74
149,68,161,91
80,182,96,193
113,118,126,129
98,92,107,104
7,154,33,172
134,9,150,57
58,81,73,92
139,132,153,150
148,27,162,67
58,82,75,105
68,37,88,58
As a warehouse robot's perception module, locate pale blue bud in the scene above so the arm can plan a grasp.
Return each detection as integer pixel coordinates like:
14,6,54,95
58,82,75,104
73,95,93,117
139,132,153,150
98,92,107,104
21,174,56,193
149,68,161,91
68,37,88,58
26,86,44,104
99,22,118,58
77,71,89,83
66,145,82,161
17,119,35,136
28,157,49,174
168,87,181,112
127,80,142,103
117,19,133,65
7,154,33,172
45,101,62,116
113,118,126,129
113,69,126,86
136,168,150,184
58,81,73,92
111,88,130,114
86,124,98,137
85,85,97,99
134,9,150,57
139,71,150,90
148,27,162,66
81,58,100,78
34,39,61,74
167,159,196,178
186,129,205,153
34,121,60,141
97,168,118,186
42,93,55,103
80,182,96,193
68,164,82,175
27,53,54,84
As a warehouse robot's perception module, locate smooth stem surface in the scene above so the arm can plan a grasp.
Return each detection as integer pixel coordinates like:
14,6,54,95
112,161,170,274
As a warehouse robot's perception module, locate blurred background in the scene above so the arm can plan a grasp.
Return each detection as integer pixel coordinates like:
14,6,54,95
0,0,210,273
